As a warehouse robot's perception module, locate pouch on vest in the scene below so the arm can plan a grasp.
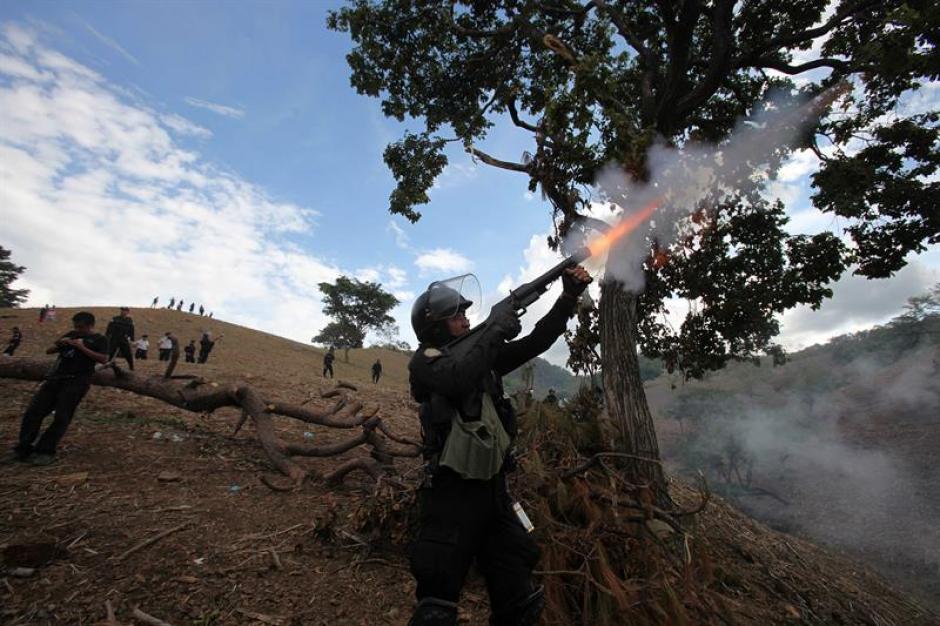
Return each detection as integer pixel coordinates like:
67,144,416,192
439,393,511,480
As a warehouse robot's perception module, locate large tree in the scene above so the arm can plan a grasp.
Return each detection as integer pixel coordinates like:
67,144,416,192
0,246,30,308
312,276,399,359
329,0,938,504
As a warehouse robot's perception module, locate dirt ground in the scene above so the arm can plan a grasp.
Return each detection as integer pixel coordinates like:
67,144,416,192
1,307,937,625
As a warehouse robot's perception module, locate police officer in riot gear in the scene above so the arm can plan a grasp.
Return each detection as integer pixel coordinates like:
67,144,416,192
407,266,591,626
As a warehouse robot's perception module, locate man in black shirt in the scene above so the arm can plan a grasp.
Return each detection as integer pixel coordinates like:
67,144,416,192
323,347,335,378
184,339,196,363
105,306,135,370
3,326,22,356
6,312,108,465
372,358,382,383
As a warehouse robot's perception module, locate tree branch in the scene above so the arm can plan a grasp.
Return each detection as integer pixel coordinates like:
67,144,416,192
671,0,735,125
467,146,531,172
746,57,851,75
508,98,539,133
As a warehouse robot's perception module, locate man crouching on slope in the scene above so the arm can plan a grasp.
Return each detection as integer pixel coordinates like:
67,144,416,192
407,266,591,626
3,312,108,466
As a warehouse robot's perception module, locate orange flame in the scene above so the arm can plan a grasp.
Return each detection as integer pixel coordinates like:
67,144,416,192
587,197,661,257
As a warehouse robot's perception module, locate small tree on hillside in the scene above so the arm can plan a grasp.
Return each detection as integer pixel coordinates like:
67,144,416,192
0,246,29,308
312,276,399,361
329,0,937,505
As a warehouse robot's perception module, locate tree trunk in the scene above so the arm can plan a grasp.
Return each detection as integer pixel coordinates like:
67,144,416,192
599,282,671,507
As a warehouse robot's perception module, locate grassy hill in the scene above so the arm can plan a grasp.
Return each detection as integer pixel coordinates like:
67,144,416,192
1,306,936,624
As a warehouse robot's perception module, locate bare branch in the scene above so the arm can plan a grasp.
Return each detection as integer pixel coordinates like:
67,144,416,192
467,146,531,172
508,98,539,133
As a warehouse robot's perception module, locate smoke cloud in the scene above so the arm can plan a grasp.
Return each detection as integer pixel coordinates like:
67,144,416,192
587,87,842,290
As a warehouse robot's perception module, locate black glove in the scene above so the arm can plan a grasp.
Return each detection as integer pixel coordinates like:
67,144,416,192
562,270,590,297
488,301,522,341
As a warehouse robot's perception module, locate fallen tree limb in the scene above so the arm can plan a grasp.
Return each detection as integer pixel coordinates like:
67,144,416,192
0,357,418,489
114,522,191,561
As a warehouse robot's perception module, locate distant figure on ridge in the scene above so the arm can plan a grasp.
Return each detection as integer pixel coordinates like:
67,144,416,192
208,312,213,319
105,307,135,371
158,333,173,361
176,300,184,311
3,326,23,356
134,334,149,360
167,297,175,310
372,358,382,384
198,332,222,364
38,305,49,324
184,340,196,363
46,306,57,322
198,305,204,316
544,388,558,405
188,302,195,313
3,311,108,466
151,296,159,308
323,347,335,378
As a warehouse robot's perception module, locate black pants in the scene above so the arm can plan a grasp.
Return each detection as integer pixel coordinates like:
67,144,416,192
409,471,540,621
3,342,19,356
372,372,381,383
158,349,170,361
135,349,148,360
185,353,195,363
15,378,90,455
108,339,134,370
323,364,333,378
197,348,210,364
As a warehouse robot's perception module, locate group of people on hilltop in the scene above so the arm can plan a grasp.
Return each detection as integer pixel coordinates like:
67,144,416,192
100,308,223,370
150,296,212,318
2,306,225,467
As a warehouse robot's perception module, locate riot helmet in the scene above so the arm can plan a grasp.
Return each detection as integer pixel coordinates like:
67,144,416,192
411,274,481,344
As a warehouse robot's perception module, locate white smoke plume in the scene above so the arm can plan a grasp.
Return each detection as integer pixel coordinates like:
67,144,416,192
586,86,846,291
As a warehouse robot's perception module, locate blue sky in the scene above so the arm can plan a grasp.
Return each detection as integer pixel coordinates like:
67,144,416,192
0,2,936,365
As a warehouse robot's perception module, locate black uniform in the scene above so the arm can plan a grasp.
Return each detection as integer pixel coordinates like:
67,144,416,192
372,360,382,383
197,335,214,364
184,342,196,363
15,331,107,457
323,350,335,378
408,296,576,625
3,328,22,356
105,315,135,370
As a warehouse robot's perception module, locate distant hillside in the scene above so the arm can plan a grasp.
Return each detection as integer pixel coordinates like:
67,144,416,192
504,354,662,399
649,313,940,610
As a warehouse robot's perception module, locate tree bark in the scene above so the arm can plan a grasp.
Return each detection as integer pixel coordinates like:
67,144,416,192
599,283,671,507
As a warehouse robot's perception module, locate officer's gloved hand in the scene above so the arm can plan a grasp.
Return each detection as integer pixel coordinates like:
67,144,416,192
488,301,522,341
562,265,592,297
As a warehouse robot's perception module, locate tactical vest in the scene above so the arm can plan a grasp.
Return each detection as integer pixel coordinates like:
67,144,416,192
438,393,512,480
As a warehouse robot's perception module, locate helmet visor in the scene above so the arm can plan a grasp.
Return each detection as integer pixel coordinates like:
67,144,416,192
426,273,482,325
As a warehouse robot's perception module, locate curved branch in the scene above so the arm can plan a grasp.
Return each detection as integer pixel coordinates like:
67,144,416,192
508,98,539,133
467,146,531,172
747,57,851,75
671,0,735,124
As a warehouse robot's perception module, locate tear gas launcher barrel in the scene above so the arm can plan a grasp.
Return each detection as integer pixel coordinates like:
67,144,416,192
444,246,591,358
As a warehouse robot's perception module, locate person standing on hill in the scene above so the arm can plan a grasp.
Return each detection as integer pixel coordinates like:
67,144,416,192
3,311,108,466
167,297,175,310
198,332,222,364
134,334,150,360
323,347,335,378
3,326,23,356
198,304,204,316
105,307,135,371
151,296,159,308
38,305,49,324
405,266,591,625
157,333,173,361
176,300,184,311
188,302,195,313
372,358,382,384
184,340,196,363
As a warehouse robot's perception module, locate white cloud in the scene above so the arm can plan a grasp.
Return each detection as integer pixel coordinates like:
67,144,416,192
82,21,140,66
0,22,341,345
415,248,473,275
184,96,245,119
386,266,408,288
388,219,413,251
779,261,939,350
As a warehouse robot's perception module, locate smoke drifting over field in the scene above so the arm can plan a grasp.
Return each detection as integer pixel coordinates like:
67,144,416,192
588,87,843,290
655,337,940,609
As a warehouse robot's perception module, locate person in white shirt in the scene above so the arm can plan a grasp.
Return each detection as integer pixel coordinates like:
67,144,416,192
134,335,150,360
158,333,173,361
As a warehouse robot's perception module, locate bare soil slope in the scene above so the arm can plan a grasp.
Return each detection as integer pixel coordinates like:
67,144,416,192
1,307,936,625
